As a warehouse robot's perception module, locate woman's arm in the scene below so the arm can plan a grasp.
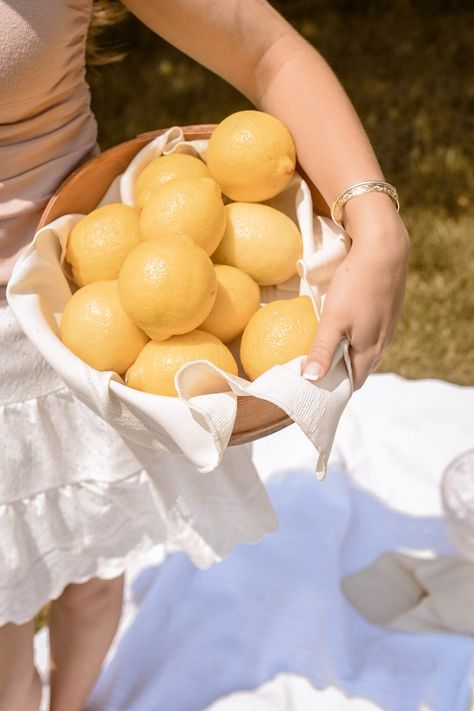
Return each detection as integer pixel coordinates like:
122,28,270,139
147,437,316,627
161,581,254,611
122,0,410,388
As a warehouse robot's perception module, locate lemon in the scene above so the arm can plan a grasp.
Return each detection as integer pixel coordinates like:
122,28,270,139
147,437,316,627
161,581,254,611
65,204,140,287
206,110,296,201
60,281,148,374
212,202,303,286
118,235,217,341
200,264,260,343
126,330,238,397
134,153,210,210
139,177,226,255
240,296,318,380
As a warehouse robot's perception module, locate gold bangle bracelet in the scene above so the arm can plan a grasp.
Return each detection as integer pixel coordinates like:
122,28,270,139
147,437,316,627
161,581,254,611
330,181,400,230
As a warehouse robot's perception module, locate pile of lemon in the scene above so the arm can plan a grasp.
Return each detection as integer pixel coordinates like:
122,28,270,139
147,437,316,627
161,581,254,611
61,110,318,396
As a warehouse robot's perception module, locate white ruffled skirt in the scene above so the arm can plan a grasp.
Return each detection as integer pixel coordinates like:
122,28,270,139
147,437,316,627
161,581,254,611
0,302,277,626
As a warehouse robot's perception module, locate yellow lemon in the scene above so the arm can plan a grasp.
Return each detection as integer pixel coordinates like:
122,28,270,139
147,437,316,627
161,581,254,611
240,296,318,380
118,235,217,341
134,153,210,210
200,264,260,343
206,110,296,201
126,330,238,397
60,280,148,374
139,177,226,255
65,204,140,286
212,202,302,285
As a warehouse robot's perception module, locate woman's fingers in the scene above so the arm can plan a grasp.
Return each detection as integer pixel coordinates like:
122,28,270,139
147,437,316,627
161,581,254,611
348,347,382,391
303,310,344,382
303,306,385,389
305,329,383,390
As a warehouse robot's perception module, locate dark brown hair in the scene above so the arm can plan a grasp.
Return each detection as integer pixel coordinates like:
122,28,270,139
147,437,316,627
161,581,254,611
86,0,129,66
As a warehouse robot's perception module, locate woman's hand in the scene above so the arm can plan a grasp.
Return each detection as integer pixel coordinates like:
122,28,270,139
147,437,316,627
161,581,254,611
304,196,410,390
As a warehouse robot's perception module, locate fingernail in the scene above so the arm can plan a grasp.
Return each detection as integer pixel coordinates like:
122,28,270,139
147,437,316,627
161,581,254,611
303,361,321,381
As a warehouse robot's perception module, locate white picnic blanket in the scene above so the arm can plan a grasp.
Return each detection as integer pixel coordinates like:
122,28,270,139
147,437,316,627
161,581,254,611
35,373,474,711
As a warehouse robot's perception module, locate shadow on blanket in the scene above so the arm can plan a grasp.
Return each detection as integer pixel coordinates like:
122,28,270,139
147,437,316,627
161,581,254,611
87,467,474,711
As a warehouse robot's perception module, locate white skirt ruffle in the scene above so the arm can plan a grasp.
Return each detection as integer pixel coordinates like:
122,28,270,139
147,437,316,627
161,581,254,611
0,303,277,625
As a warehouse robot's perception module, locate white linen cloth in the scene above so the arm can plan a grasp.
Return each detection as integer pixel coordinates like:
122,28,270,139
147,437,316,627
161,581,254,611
31,373,472,711
342,551,474,634
7,127,352,479
205,675,388,711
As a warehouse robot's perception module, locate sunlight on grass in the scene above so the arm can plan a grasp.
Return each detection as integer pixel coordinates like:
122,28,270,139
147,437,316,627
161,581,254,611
381,211,474,384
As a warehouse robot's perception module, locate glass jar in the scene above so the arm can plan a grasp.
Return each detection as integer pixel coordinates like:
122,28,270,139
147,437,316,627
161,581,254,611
441,448,474,559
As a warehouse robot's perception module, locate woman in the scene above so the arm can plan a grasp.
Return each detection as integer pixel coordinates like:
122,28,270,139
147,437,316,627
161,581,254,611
0,1,409,709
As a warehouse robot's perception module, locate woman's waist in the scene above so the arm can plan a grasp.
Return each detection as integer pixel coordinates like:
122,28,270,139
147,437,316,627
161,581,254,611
0,97,98,185
0,122,99,286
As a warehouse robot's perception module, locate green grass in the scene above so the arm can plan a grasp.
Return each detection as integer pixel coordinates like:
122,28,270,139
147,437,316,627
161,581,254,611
88,0,474,385
387,210,473,383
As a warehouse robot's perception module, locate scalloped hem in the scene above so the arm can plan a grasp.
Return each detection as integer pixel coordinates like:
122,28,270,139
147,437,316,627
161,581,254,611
0,470,219,626
1,524,162,627
0,461,277,626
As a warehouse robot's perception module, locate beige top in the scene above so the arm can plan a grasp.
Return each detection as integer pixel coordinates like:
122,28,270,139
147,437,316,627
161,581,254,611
0,0,98,288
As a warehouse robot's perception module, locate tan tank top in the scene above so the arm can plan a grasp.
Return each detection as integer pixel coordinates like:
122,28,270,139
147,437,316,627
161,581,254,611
0,0,98,287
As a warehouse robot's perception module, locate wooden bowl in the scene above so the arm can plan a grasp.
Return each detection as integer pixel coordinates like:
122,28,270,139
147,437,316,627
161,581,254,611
39,125,310,446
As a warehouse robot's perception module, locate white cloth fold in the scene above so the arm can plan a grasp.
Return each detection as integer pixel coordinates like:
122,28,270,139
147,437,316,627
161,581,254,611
7,126,353,476
204,674,382,711
342,551,474,635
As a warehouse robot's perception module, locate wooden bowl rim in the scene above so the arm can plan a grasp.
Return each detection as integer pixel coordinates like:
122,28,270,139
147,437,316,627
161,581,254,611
38,124,294,444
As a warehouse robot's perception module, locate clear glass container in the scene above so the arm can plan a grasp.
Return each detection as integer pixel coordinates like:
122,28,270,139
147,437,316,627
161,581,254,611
441,448,474,559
